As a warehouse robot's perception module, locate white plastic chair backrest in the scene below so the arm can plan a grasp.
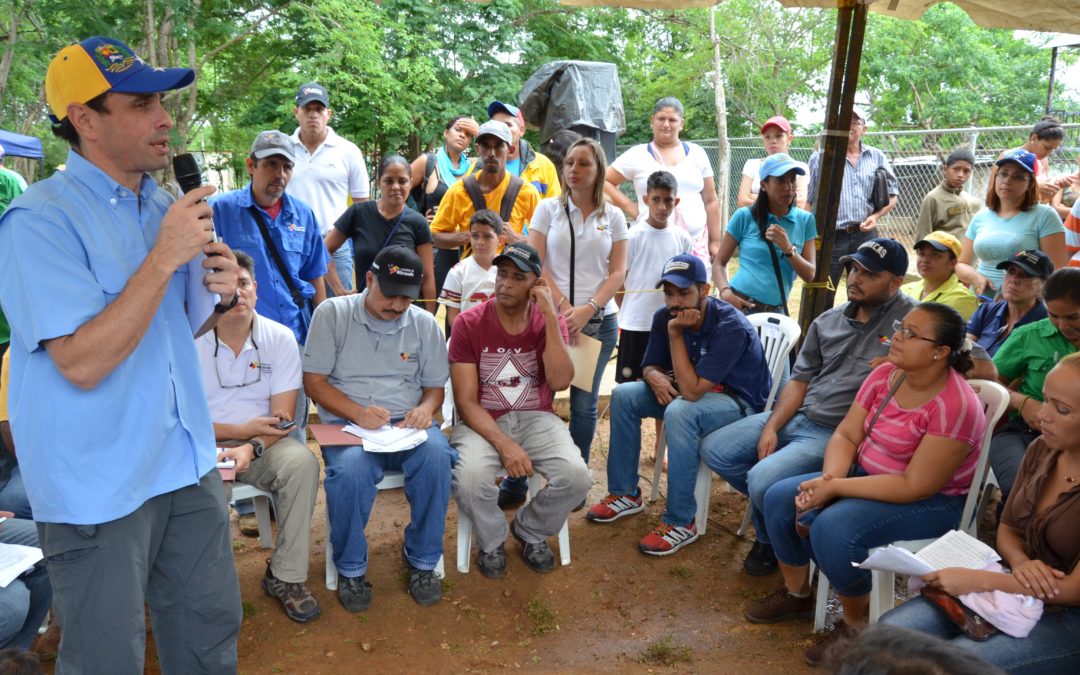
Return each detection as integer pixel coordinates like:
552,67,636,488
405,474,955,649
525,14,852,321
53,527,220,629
957,379,1010,535
746,312,802,411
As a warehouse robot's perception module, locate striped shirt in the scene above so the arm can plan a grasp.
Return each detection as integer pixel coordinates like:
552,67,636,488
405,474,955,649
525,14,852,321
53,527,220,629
807,144,899,229
854,363,986,496
1066,199,1080,267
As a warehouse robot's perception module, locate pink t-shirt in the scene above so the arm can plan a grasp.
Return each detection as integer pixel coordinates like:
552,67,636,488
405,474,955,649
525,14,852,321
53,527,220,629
854,363,987,496
448,301,569,420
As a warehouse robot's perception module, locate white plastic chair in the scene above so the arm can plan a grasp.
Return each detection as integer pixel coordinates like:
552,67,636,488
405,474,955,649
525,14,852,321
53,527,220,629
812,379,1010,630
456,476,571,573
324,471,445,590
230,483,276,549
649,312,801,537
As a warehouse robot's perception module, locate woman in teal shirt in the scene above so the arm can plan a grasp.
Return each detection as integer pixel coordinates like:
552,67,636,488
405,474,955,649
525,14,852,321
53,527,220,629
714,153,817,314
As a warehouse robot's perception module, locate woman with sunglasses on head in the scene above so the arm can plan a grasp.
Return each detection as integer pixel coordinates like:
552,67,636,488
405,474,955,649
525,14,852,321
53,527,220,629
881,352,1080,675
736,116,808,211
743,303,986,666
1007,116,1067,202
966,249,1052,358
956,149,1066,297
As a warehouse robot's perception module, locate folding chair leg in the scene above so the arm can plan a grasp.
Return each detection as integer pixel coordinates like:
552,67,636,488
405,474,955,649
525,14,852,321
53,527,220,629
252,494,273,549
693,459,712,536
736,503,753,539
325,509,337,591
456,512,473,573
557,520,571,566
870,570,895,623
650,428,667,503
813,564,829,632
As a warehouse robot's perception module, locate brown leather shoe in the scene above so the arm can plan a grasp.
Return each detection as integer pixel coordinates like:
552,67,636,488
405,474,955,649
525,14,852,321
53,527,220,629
804,619,857,666
744,585,815,624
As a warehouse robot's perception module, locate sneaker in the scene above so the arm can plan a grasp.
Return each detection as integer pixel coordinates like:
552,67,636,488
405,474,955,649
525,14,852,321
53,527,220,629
337,575,372,613
743,540,778,576
407,567,442,607
237,513,259,537
262,564,321,623
744,585,814,624
586,491,644,523
477,544,508,578
510,521,555,573
638,521,699,556
804,619,857,667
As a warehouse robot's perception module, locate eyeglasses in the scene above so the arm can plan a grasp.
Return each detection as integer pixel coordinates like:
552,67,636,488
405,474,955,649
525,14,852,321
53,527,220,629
996,170,1030,183
892,319,943,345
213,330,262,389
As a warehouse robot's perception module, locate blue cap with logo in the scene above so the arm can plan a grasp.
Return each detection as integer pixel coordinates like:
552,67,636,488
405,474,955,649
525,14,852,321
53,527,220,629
839,238,908,277
758,153,806,181
656,254,707,289
995,148,1037,174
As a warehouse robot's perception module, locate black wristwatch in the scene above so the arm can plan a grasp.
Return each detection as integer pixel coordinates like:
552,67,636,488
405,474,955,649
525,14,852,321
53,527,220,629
782,244,796,258
249,438,265,460
214,292,240,314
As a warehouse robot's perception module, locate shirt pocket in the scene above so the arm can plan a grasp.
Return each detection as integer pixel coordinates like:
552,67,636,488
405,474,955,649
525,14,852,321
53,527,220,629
89,251,142,299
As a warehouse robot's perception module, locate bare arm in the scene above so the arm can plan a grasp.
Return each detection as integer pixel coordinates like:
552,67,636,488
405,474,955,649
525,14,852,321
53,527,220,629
795,174,809,211
1041,231,1068,271
308,276,327,306
735,174,754,208
859,194,898,231
604,166,638,220
323,229,350,295
666,318,716,402
701,179,722,262
827,434,970,503
409,155,426,192
418,243,437,314
303,372,367,426
955,235,991,295
713,232,752,311
0,421,13,458
534,280,574,392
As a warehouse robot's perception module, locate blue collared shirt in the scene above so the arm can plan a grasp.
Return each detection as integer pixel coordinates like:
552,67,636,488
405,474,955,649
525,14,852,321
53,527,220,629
0,150,216,524
807,143,899,228
210,185,328,343
968,299,1048,357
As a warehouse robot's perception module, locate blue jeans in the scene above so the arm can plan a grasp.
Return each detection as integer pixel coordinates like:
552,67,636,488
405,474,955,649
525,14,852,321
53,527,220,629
881,597,1080,674
608,381,748,526
321,425,455,576
0,518,50,649
569,312,618,463
0,456,32,520
331,241,354,294
764,471,964,596
701,411,833,545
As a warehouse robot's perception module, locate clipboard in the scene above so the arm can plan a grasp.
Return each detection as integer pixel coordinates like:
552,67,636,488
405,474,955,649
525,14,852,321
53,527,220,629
568,333,602,393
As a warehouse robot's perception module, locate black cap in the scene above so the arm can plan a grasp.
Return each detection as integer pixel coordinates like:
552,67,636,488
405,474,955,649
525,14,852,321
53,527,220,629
996,249,1054,279
371,246,423,299
493,242,542,276
295,82,329,107
839,238,908,277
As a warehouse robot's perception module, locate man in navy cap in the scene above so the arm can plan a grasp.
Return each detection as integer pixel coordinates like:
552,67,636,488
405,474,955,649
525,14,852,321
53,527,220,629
487,100,561,198
587,253,772,556
0,36,241,671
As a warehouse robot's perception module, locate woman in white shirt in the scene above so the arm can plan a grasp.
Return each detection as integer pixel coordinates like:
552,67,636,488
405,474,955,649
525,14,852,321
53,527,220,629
736,116,809,211
530,138,628,464
604,97,720,277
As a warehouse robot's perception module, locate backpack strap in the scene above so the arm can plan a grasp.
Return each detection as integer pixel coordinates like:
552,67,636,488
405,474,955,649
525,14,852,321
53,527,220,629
461,174,487,213
499,176,524,223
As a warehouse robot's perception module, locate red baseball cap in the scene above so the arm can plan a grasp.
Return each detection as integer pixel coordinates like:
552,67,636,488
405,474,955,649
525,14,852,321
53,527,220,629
761,116,792,135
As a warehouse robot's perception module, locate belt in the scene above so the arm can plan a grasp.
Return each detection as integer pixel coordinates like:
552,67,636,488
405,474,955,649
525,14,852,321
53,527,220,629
731,288,786,315
837,222,863,235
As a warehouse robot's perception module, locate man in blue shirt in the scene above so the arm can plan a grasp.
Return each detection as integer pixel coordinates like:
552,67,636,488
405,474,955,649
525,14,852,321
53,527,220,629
212,129,328,344
0,36,242,672
587,254,772,556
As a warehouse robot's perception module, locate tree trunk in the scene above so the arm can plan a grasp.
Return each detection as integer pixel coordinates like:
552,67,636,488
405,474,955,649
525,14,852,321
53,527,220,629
710,5,730,228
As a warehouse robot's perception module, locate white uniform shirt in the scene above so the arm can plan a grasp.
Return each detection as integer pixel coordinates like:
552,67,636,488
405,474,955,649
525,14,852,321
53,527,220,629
288,126,370,235
197,313,303,426
438,256,496,312
619,223,694,331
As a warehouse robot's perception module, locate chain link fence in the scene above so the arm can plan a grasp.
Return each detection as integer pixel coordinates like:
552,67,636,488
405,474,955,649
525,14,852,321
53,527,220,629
617,123,1080,253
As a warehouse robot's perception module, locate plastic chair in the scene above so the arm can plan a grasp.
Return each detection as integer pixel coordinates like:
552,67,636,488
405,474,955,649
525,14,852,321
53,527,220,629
324,470,445,591
230,483,275,549
456,476,571,573
649,313,802,537
812,379,1010,630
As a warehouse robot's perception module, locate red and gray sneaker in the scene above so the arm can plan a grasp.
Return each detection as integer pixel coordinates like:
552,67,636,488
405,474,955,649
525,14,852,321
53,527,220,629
638,521,699,556
585,490,644,523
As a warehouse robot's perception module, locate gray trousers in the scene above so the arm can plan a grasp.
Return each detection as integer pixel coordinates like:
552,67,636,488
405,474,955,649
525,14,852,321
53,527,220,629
233,436,320,583
451,411,591,553
38,471,242,675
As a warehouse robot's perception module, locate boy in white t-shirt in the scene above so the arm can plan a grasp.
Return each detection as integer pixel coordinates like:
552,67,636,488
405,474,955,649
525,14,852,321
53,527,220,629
616,171,693,383
438,209,502,330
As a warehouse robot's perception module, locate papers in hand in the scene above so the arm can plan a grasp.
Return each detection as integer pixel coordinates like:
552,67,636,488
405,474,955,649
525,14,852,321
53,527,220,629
343,424,428,453
568,334,602,393
855,529,1001,577
187,251,222,338
0,543,43,588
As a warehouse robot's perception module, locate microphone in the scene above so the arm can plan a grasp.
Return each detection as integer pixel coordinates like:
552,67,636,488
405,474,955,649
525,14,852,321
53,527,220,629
173,153,204,196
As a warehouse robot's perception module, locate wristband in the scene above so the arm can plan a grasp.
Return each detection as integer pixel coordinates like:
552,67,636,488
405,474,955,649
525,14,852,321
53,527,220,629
587,299,602,314
717,286,731,295
1018,395,1031,417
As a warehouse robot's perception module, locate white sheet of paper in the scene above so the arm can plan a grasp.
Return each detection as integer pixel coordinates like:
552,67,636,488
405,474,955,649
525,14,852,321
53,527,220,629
342,423,428,453
568,334,602,393
854,545,935,577
916,529,1000,570
0,543,43,588
186,252,221,338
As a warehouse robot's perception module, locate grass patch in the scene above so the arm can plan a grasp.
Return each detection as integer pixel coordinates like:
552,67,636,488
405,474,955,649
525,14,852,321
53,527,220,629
241,601,257,619
669,564,693,580
638,635,692,667
525,596,558,636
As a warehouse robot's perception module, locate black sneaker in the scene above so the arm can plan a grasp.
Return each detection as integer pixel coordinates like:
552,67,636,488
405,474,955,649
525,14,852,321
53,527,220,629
744,540,778,576
510,521,554,573
337,575,372,613
407,567,442,606
262,564,321,623
477,544,508,578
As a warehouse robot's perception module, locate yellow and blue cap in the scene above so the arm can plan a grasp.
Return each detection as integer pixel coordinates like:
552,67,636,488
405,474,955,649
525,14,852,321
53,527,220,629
45,36,194,122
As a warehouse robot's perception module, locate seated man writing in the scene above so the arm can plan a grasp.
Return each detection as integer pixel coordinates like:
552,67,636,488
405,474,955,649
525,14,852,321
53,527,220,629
197,251,321,623
450,243,591,576
303,246,454,609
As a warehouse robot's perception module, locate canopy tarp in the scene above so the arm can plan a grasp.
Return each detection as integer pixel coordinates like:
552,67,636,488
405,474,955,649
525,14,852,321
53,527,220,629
0,130,43,160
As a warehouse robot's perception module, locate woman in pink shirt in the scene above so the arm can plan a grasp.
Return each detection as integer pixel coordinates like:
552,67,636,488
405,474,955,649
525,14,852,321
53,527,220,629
744,302,988,665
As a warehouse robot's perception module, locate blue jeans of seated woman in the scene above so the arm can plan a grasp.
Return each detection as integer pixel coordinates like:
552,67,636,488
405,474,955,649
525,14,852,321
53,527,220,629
500,312,618,500
321,424,455,577
764,471,964,597
881,597,1080,674
0,518,51,649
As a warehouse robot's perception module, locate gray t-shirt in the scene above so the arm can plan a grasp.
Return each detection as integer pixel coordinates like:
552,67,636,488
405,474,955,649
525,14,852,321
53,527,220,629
302,292,448,420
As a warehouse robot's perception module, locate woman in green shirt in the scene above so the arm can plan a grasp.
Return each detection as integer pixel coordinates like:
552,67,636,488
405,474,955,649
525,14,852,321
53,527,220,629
990,267,1080,500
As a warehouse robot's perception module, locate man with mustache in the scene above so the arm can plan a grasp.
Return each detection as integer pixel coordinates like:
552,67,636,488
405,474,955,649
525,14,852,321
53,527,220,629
303,246,454,611
211,130,329,345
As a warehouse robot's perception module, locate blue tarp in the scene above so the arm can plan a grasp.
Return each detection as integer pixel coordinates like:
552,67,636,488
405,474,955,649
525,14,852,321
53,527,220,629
0,129,43,159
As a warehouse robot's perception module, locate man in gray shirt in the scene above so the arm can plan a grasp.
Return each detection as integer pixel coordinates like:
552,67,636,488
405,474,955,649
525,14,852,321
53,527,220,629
303,246,453,611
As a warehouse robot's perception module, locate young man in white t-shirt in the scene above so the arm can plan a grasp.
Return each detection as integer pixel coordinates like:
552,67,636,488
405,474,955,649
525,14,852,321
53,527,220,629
438,209,502,329
616,171,693,383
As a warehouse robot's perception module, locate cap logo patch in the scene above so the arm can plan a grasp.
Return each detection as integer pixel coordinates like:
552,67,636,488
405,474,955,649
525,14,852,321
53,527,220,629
664,260,690,273
506,247,529,260
93,43,136,73
387,264,415,278
860,241,888,259
302,87,324,96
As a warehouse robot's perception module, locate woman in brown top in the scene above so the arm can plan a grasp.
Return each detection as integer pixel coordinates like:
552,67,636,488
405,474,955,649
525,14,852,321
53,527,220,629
880,353,1080,674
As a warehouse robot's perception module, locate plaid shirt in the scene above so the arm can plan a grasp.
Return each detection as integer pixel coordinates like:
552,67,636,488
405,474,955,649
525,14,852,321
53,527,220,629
807,143,899,229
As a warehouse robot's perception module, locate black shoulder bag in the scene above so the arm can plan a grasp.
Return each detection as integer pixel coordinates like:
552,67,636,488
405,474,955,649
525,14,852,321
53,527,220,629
564,200,603,338
752,205,790,316
249,204,313,337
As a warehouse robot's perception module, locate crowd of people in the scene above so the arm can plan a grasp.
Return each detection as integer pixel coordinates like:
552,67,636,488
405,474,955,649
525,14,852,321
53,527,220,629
0,34,1077,673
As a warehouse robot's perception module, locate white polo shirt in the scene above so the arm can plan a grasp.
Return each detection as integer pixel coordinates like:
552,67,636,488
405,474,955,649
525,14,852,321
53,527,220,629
197,313,303,426
529,196,628,314
288,126,370,235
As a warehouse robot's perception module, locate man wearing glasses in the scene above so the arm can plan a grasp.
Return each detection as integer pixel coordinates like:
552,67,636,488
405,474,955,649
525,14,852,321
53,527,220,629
197,251,321,623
